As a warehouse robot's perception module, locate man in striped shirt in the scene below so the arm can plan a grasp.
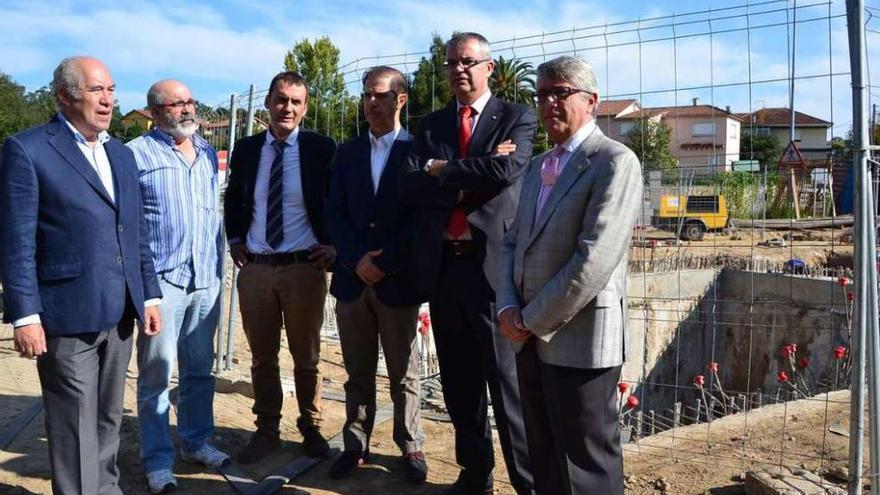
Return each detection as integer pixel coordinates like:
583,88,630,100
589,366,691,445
128,79,228,494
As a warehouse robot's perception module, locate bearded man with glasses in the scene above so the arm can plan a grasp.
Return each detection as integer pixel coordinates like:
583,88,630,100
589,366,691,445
401,31,537,495
127,79,228,493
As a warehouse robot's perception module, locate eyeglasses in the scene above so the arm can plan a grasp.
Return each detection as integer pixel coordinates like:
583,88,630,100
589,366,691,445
361,90,397,101
533,87,592,104
160,99,197,109
443,57,491,70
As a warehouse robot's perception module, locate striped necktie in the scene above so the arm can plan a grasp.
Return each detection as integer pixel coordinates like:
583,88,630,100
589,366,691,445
266,139,286,249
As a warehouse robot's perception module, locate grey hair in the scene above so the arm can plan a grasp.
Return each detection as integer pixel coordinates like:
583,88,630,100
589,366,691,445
536,56,599,97
446,32,492,59
52,56,84,108
147,84,166,108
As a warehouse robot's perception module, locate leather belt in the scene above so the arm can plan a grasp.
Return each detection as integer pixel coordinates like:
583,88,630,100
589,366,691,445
246,250,311,265
443,240,477,256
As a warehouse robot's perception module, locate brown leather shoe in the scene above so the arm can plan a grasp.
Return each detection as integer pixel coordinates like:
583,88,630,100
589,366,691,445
236,430,280,464
301,427,330,458
403,451,428,485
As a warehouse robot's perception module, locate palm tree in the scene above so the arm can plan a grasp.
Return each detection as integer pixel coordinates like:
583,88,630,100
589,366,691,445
490,56,536,106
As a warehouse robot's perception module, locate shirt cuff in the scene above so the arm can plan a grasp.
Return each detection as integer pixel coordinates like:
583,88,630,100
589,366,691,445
13,314,41,328
422,159,434,173
144,298,162,308
497,305,519,318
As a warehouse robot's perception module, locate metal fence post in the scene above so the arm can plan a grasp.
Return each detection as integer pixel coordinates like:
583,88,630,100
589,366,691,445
846,1,879,493
215,93,238,373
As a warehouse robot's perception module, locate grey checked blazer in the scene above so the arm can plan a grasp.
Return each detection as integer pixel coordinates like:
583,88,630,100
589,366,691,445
497,125,642,369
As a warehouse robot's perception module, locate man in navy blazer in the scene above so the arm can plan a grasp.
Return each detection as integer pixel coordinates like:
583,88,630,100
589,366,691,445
401,32,537,495
324,66,428,484
0,56,162,495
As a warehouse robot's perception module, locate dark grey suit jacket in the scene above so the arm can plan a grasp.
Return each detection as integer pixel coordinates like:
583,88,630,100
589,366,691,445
400,96,537,294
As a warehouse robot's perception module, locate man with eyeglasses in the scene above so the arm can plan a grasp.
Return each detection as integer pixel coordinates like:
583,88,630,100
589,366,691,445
324,65,428,484
401,32,537,495
127,79,228,493
0,56,162,494
498,56,642,495
224,72,336,464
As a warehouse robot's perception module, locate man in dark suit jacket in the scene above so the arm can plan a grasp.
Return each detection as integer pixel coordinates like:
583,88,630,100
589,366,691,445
224,71,336,463
324,66,428,484
401,32,537,495
0,56,162,495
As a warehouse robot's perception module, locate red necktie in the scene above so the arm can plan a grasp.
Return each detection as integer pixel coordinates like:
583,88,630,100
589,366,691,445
446,105,473,239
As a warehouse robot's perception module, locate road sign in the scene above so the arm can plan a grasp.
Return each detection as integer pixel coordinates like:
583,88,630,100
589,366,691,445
778,140,807,167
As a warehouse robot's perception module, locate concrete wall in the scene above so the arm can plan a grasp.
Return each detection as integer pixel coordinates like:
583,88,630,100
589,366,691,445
624,269,849,416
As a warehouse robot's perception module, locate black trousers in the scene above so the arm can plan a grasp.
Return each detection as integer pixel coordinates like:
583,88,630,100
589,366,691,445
37,313,136,495
430,248,533,494
516,340,624,495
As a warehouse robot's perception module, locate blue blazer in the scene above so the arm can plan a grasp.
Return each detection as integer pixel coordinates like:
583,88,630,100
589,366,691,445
325,133,426,307
0,115,162,336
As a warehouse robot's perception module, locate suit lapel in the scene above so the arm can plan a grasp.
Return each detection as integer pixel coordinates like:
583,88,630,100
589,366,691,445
245,132,268,195
468,96,502,157
352,135,377,211
527,127,604,245
437,104,458,159
520,154,544,239
47,118,116,208
376,137,407,198
105,139,127,211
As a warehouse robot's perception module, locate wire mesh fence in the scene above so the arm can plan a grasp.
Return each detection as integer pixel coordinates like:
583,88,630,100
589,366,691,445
189,0,880,491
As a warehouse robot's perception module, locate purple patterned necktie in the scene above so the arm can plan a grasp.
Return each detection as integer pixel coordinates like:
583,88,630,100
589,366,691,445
536,146,566,215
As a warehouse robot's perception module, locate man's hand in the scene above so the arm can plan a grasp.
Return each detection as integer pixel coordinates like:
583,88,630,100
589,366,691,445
141,306,162,336
14,324,46,358
493,139,517,157
230,243,250,269
498,307,531,343
309,244,336,269
355,249,386,285
426,159,447,178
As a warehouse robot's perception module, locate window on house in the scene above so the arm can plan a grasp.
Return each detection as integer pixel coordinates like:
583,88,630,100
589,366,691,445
692,122,715,137
756,127,771,136
620,122,635,135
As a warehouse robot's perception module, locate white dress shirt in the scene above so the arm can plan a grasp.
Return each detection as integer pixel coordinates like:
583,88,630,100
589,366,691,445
245,128,319,254
369,127,410,193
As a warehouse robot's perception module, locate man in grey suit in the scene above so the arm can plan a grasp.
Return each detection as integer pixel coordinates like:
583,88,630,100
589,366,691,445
497,56,643,495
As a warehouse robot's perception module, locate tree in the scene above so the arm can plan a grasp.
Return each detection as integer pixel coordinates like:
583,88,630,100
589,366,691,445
490,56,535,106
740,132,781,169
0,73,31,145
624,119,677,171
407,34,453,131
283,36,356,141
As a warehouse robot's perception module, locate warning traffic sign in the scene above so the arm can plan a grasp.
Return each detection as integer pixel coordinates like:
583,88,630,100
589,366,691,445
778,140,807,168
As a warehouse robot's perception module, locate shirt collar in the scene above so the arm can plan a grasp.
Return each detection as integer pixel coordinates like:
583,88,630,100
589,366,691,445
369,127,410,148
457,90,492,115
149,127,209,153
58,112,111,146
558,118,597,153
267,126,299,147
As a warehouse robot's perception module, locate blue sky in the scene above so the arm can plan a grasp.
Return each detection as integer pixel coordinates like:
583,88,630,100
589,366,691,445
1,0,875,136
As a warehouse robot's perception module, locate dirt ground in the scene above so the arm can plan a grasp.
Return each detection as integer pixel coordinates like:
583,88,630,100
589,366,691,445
0,227,858,494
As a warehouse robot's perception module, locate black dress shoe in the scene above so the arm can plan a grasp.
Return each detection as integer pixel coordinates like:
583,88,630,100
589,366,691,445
442,471,493,495
403,451,428,485
236,430,281,464
301,427,330,457
329,450,368,479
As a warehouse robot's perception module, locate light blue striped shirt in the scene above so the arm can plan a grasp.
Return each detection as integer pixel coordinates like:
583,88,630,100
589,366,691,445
128,128,223,289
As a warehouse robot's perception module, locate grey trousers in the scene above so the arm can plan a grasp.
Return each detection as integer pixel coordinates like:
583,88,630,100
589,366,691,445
37,320,134,495
335,287,424,454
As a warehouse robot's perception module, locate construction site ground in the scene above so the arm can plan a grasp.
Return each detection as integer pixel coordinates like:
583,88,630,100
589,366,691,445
0,225,858,494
